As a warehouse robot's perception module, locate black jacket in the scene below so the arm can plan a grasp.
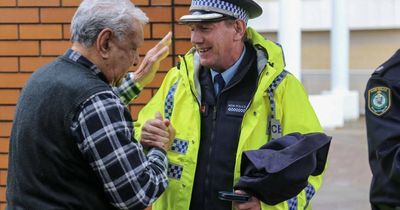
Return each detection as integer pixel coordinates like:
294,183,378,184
365,49,400,208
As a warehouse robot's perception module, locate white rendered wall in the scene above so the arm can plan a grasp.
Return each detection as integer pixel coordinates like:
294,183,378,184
250,0,400,32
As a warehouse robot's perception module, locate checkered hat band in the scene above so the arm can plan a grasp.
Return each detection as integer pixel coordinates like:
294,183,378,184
191,0,249,22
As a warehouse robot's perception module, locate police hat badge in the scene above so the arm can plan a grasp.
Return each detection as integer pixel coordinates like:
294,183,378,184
368,86,391,116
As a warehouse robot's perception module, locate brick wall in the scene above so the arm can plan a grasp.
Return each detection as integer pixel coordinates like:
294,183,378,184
0,0,191,208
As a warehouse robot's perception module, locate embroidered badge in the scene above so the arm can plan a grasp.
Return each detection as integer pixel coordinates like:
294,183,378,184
226,101,248,117
368,86,391,116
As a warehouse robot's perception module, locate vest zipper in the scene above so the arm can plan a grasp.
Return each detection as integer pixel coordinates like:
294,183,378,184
205,100,219,207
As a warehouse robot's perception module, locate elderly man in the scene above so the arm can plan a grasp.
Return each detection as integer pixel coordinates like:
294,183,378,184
6,0,174,209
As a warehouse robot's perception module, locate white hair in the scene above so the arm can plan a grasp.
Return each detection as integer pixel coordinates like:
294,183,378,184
70,0,149,47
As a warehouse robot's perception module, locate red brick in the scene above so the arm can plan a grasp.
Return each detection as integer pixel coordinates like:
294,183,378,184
141,7,172,22
0,0,16,6
152,23,172,39
174,0,190,5
0,123,12,137
0,25,18,39
175,24,190,39
62,0,81,6
0,140,9,154
151,0,171,6
159,56,173,71
143,24,150,39
0,171,7,186
138,40,160,56
0,90,19,104
0,8,39,23
0,106,16,121
147,72,166,88
0,58,18,72
40,8,77,23
0,73,31,88
175,40,192,55
41,41,70,56
20,24,62,40
131,0,148,6
63,24,71,39
0,41,39,56
174,6,190,22
20,57,56,72
0,186,5,201
129,104,145,121
18,0,60,6
133,88,152,104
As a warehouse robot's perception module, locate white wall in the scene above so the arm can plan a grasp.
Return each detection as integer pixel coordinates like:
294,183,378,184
250,0,400,32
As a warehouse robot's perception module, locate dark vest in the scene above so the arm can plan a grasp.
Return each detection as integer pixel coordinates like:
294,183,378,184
190,42,259,210
7,55,118,209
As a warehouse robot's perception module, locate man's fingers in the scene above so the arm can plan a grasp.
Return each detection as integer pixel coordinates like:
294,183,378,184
142,121,168,136
141,139,164,149
150,45,169,62
159,31,172,47
155,112,163,120
153,31,172,50
141,45,169,69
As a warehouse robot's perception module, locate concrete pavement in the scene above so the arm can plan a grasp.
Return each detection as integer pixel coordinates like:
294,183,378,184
312,117,371,210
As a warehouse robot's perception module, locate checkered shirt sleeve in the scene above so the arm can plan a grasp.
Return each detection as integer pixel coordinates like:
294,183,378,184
71,90,168,210
113,73,142,105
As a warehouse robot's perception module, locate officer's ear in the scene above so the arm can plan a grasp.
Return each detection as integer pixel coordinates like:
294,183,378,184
233,19,246,41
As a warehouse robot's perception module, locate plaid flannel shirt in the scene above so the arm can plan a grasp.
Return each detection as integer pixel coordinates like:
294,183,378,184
66,49,168,209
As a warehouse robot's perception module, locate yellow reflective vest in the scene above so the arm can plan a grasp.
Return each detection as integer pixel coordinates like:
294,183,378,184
134,27,325,210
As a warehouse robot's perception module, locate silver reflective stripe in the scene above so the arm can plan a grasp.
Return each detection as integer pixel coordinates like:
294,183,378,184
266,70,289,140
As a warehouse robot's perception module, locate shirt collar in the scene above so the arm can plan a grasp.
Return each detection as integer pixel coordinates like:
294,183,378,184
211,46,246,85
64,48,108,83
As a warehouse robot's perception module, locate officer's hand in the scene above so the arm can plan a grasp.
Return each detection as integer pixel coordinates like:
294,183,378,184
134,32,172,88
140,112,174,151
233,190,261,210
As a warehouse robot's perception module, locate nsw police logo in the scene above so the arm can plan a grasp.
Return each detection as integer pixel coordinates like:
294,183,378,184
368,87,391,116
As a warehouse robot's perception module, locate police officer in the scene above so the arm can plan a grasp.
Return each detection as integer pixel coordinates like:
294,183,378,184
365,49,400,210
133,0,326,209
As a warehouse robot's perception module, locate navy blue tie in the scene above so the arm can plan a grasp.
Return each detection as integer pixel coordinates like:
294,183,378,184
214,73,225,95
